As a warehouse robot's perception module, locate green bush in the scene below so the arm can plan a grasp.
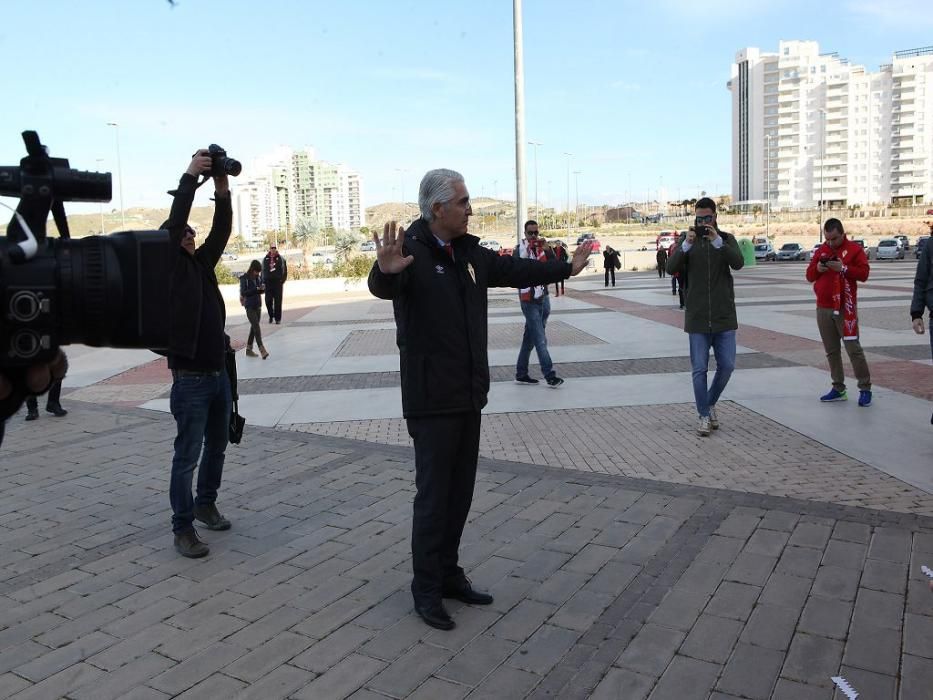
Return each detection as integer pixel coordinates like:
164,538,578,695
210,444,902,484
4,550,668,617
335,255,375,280
215,263,239,285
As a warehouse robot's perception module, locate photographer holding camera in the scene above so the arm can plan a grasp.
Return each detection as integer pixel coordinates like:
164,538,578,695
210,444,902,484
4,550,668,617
161,148,235,558
666,198,744,436
806,218,872,407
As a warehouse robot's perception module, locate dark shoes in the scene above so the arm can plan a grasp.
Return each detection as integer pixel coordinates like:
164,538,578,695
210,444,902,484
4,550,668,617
174,529,209,558
443,577,494,606
193,503,231,531
46,403,68,417
414,600,455,630
25,408,39,421
515,375,539,385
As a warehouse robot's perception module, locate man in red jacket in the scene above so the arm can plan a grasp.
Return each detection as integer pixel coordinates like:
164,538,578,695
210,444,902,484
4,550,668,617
805,218,872,406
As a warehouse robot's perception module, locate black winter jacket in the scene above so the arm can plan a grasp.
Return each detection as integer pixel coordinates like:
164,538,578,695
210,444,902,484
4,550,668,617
368,219,572,418
911,238,932,320
262,253,287,283
163,173,232,361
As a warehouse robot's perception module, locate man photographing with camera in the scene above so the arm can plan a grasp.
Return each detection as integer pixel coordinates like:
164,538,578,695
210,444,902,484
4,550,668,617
162,148,235,558
666,198,744,436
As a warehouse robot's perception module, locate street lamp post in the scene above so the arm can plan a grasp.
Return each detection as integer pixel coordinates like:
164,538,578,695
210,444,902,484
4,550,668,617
563,152,573,240
528,141,542,218
106,122,125,230
573,170,581,227
765,134,771,240
96,158,106,234
818,108,826,241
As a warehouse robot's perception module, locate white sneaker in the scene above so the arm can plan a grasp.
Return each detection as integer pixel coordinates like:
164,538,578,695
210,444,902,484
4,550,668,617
709,406,719,430
696,415,711,436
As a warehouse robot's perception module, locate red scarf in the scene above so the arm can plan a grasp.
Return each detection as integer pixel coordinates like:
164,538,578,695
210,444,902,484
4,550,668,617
518,240,547,302
816,242,859,340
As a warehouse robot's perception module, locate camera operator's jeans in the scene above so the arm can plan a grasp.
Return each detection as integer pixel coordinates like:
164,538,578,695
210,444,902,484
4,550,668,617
516,296,555,380
169,372,231,534
688,330,736,418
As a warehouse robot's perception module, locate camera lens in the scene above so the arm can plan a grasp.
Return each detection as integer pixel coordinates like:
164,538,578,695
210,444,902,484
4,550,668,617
223,157,242,177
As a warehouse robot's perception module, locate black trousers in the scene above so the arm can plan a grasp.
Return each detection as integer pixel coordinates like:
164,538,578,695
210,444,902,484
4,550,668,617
264,280,284,322
26,379,63,412
604,268,615,286
406,411,481,604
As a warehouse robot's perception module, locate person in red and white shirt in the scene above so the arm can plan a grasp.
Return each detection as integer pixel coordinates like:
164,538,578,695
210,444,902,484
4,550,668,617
805,218,872,406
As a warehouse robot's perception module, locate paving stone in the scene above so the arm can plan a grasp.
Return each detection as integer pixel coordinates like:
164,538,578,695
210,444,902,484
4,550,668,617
759,510,800,533
797,597,853,640
0,672,30,697
832,521,872,544
223,631,315,683
900,654,933,700
15,631,118,682
511,550,571,582
759,572,812,610
811,565,859,602
367,642,454,697
563,544,617,575
842,619,900,676
745,529,790,557
705,581,761,621
820,540,867,570
468,664,540,699
489,600,554,643
725,552,778,587
771,678,833,700
904,612,933,659
776,546,823,578
868,527,911,563
589,667,654,700
739,603,798,651
437,634,517,686
550,591,613,632
406,677,470,700
647,589,711,632
851,588,904,631
679,614,743,664
171,672,247,700
510,624,580,675
647,655,720,700
3,662,104,700
782,633,844,687
289,653,383,699
860,557,908,594
291,624,374,674
615,624,685,677
529,570,588,606
425,607,500,652
716,643,784,699
69,653,176,700
149,642,247,695
788,523,833,550
715,513,761,539
693,536,745,566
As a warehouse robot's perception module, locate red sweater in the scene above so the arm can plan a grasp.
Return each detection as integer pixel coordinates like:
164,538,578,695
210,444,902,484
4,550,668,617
805,237,869,309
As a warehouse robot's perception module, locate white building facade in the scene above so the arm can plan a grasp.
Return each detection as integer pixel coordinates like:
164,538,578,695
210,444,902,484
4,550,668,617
232,146,365,243
729,41,933,208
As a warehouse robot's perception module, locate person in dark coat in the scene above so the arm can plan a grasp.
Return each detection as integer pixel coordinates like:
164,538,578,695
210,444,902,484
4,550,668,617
657,245,668,278
552,240,569,295
368,168,591,632
910,223,933,424
603,246,621,287
240,260,268,359
24,378,66,420
262,244,288,324
162,149,234,558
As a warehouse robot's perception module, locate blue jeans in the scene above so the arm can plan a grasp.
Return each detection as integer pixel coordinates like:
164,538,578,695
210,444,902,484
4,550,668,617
688,330,736,417
516,296,554,379
169,372,231,534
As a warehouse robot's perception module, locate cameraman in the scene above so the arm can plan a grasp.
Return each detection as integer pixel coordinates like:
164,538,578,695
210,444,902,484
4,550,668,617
666,198,744,436
806,218,872,407
161,149,233,558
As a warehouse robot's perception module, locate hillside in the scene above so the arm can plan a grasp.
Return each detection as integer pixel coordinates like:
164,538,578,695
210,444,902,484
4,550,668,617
42,206,219,239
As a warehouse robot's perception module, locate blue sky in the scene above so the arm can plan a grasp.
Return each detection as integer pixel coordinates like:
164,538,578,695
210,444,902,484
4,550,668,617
2,0,932,217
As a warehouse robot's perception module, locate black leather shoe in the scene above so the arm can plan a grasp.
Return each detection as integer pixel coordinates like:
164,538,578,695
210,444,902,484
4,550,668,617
443,577,494,605
174,530,209,558
46,403,68,418
25,409,39,421
414,601,455,630
193,503,231,531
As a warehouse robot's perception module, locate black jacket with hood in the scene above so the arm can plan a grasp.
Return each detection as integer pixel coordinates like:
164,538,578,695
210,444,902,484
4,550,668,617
368,218,571,418
162,173,232,367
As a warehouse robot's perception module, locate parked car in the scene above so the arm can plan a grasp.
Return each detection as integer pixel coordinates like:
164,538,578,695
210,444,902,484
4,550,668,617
575,232,601,253
310,252,334,264
807,243,822,261
753,242,776,261
776,243,806,261
916,236,929,259
895,234,910,251
479,239,501,252
221,251,238,261
359,240,376,252
876,239,904,260
656,231,679,250
645,213,663,224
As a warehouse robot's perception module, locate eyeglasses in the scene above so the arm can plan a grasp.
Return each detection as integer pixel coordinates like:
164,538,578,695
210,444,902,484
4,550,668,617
526,231,539,237
695,215,714,224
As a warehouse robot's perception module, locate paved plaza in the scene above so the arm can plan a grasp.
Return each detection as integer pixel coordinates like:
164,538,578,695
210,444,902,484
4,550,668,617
1,259,932,699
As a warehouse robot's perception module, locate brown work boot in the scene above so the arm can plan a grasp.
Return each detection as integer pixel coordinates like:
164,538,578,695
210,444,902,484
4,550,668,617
174,530,209,558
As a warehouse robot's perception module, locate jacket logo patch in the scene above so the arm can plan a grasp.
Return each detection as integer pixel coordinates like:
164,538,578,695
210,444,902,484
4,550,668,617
435,265,445,275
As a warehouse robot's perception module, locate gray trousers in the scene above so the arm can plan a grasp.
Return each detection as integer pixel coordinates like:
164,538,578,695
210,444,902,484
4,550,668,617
816,307,871,392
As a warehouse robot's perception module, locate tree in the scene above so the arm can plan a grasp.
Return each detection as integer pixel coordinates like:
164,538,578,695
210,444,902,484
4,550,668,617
293,217,319,246
333,230,357,262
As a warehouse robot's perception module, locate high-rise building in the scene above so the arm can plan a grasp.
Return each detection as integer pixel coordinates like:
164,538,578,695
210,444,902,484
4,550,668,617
729,40,933,209
232,146,364,243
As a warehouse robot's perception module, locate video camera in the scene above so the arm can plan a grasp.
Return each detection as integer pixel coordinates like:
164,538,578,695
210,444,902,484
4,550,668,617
0,131,175,421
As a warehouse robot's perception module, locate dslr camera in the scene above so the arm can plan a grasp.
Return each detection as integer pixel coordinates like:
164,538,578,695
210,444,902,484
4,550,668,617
0,131,239,421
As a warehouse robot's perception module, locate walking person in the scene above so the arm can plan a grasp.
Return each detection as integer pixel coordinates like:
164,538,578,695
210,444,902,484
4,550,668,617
666,198,744,436
369,169,591,631
911,229,933,423
240,260,269,359
162,148,235,558
806,218,872,405
603,246,621,287
262,243,288,324
514,220,564,387
24,378,67,421
657,245,668,278
553,240,568,296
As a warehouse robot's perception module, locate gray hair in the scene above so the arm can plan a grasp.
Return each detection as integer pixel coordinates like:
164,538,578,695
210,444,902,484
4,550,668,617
419,168,464,222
